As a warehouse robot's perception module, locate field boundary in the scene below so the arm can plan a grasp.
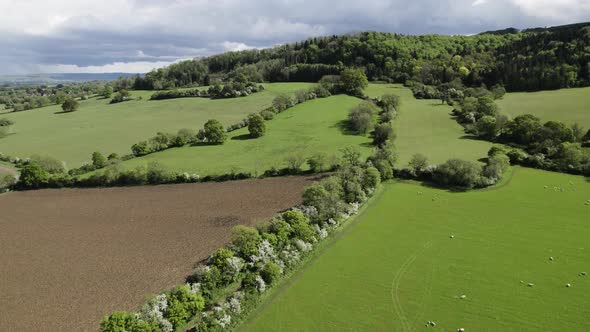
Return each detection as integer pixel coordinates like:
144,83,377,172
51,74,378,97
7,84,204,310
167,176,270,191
236,183,388,330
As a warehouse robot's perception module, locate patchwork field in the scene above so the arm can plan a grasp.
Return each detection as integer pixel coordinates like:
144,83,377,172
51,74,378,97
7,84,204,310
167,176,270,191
0,176,319,332
497,87,590,128
0,83,312,167
108,95,373,176
368,84,493,166
243,167,590,331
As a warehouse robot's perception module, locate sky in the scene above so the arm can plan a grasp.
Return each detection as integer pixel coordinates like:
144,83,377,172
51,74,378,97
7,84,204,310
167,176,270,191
0,0,589,74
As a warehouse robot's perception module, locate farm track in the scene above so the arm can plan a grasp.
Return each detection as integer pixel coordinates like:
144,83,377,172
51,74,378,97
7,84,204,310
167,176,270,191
0,176,319,331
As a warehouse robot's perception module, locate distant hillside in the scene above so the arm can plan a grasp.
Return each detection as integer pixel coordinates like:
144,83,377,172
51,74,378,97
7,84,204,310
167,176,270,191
129,22,590,92
0,73,140,86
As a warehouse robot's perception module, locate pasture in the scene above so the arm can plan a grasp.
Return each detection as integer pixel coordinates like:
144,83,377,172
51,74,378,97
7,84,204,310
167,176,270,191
497,87,590,128
108,95,373,176
243,167,590,331
0,83,311,167
368,84,493,166
0,175,318,332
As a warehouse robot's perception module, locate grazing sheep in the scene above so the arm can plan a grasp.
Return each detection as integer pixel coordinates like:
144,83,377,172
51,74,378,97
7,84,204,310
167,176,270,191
528,283,534,287
460,295,467,299
566,283,571,288
430,321,436,327
458,328,465,332
450,235,455,239
549,256,554,261
581,272,588,276
544,185,548,189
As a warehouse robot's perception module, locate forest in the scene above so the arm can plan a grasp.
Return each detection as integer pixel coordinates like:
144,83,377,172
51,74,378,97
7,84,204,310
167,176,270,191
129,23,590,92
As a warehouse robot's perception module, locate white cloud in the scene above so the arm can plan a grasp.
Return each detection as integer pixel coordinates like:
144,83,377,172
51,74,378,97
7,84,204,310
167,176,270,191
222,42,256,52
38,60,186,74
472,0,487,6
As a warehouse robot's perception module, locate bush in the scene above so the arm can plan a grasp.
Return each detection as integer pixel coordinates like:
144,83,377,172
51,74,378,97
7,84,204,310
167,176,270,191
483,153,510,180
408,153,428,175
380,93,401,111
61,97,79,112
283,210,315,243
173,128,196,147
18,162,50,189
0,174,16,191
434,159,482,189
348,101,377,135
110,90,131,104
307,153,329,173
247,113,266,138
285,154,305,173
100,311,159,332
164,285,205,329
30,155,65,174
339,68,368,97
200,119,227,144
272,94,292,112
131,141,151,157
92,151,107,168
231,226,262,259
373,123,394,146
147,161,174,184
260,261,281,285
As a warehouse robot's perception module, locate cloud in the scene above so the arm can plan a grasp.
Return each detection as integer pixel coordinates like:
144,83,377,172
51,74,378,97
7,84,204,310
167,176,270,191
0,0,588,74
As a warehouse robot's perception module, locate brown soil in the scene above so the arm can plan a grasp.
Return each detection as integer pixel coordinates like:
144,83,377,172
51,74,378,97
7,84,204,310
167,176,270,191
0,176,319,331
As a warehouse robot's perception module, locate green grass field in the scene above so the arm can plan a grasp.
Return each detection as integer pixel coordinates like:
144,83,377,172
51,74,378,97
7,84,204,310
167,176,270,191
497,87,590,128
368,84,493,166
111,95,373,176
0,83,311,167
243,167,590,331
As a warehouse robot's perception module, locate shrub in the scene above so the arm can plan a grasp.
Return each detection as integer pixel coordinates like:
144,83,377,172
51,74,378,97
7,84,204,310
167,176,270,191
231,225,262,259
164,285,205,329
339,68,368,97
488,145,507,157
483,153,510,180
272,94,292,112
30,155,65,174
434,159,482,189
147,161,174,184
260,108,275,120
0,174,16,191
110,90,131,104
380,93,401,111
173,128,196,147
307,153,329,173
348,101,377,135
260,262,281,285
131,141,151,157
363,166,381,190
92,151,107,168
209,248,235,271
268,219,293,245
285,154,305,173
408,153,428,175
100,311,159,332
200,119,227,144
373,123,394,146
18,162,49,189
247,113,266,138
61,97,79,112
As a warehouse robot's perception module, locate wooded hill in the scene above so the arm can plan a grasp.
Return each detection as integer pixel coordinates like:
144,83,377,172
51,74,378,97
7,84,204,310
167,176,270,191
129,22,590,92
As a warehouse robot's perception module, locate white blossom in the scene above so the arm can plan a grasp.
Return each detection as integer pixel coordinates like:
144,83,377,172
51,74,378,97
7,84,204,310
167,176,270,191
228,297,242,314
225,256,245,280
294,239,313,252
139,294,173,332
250,239,276,263
256,275,267,293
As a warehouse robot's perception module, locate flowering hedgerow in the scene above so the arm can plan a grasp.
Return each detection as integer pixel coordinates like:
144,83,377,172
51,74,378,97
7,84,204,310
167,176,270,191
100,149,382,332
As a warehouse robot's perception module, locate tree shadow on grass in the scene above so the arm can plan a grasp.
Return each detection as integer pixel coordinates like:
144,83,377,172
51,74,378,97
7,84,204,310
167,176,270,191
333,120,360,136
231,134,254,141
53,110,74,115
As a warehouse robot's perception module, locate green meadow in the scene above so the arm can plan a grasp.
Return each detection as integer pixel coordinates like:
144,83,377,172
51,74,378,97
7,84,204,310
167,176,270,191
111,95,373,176
497,87,590,128
243,167,590,331
0,83,311,167
368,84,493,166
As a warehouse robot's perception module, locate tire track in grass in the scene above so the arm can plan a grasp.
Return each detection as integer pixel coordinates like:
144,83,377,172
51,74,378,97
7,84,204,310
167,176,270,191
390,241,433,331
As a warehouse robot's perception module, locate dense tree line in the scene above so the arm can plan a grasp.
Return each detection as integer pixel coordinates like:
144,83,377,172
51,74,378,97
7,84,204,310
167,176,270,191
129,23,589,92
0,82,107,112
